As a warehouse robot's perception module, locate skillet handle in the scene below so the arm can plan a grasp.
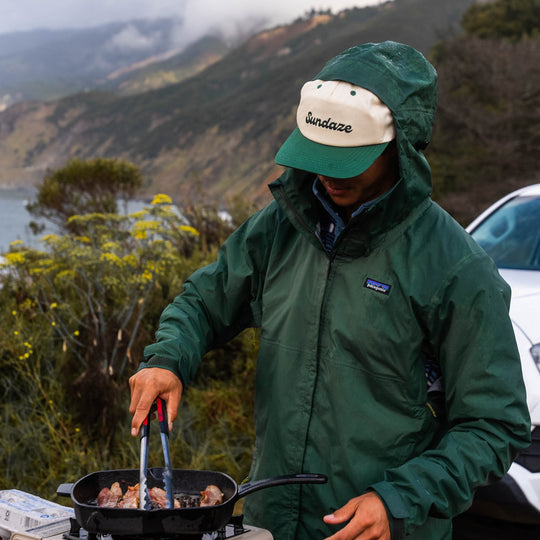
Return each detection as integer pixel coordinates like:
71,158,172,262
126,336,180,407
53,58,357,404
237,473,327,498
57,483,74,497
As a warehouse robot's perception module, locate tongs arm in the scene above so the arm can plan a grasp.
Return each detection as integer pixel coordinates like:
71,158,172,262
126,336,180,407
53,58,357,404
139,414,151,509
157,398,174,509
139,397,174,510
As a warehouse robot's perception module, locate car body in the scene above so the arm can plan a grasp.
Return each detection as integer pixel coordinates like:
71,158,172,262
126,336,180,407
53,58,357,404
465,183,540,525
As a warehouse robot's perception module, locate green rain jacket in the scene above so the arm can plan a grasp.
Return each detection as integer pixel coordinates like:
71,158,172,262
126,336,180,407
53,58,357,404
141,42,531,539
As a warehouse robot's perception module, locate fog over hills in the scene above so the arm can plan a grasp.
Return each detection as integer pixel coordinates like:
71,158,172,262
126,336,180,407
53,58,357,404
0,0,389,108
0,0,384,35
0,17,261,109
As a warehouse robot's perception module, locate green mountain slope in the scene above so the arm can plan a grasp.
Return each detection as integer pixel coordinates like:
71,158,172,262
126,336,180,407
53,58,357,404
105,35,232,96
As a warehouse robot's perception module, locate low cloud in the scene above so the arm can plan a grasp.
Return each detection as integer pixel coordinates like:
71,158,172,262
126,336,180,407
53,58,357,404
168,0,386,52
0,0,385,36
105,25,164,52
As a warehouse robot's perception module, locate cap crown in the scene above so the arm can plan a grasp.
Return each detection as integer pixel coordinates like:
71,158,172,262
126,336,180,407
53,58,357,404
297,80,395,147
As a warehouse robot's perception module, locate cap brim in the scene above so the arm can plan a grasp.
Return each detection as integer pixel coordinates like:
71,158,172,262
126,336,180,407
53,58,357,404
275,126,389,178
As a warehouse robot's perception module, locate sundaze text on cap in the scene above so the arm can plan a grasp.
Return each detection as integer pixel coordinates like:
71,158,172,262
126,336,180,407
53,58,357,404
304,112,353,134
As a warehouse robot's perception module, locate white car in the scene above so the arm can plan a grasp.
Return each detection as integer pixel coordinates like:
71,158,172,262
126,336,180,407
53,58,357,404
465,183,540,525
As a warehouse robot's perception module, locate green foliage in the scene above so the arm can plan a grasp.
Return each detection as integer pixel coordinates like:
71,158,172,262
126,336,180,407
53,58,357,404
0,194,258,497
428,30,540,223
461,0,540,42
3,195,201,439
5,186,256,499
0,264,138,494
27,158,143,234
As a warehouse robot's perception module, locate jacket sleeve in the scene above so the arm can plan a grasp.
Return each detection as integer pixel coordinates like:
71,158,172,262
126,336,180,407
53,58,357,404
140,205,276,385
370,252,532,537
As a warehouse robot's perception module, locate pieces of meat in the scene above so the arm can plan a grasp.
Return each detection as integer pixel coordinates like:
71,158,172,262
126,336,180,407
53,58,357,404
199,485,224,507
117,484,139,508
97,481,123,508
149,487,181,508
96,482,221,508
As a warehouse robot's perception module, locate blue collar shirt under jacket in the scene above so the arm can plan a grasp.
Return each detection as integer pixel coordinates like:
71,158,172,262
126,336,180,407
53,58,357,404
312,176,382,253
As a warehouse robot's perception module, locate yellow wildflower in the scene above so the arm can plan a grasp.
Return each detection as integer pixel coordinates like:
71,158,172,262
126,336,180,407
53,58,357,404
122,254,138,267
102,241,119,251
151,194,173,205
140,220,160,231
100,252,121,264
180,225,200,236
130,210,149,219
56,269,76,280
40,234,59,242
5,252,25,264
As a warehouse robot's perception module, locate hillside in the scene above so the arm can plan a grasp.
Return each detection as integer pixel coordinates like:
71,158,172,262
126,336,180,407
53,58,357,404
0,0,476,209
105,35,232,96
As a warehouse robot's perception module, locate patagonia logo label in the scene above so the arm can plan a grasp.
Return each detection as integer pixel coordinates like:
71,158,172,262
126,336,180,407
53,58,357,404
364,278,391,295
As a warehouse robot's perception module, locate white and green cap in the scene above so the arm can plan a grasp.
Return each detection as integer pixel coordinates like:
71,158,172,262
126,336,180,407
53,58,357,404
275,80,395,178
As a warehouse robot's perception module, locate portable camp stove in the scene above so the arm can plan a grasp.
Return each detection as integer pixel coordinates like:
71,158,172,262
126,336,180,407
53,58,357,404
63,516,273,540
0,491,272,540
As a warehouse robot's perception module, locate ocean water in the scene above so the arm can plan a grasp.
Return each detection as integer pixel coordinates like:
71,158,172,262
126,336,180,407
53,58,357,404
0,188,148,253
0,188,48,252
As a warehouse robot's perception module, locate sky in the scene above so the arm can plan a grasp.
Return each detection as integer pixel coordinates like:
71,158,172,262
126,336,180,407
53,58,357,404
0,0,387,36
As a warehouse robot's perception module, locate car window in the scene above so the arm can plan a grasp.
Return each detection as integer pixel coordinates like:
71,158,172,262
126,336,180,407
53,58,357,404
470,196,540,269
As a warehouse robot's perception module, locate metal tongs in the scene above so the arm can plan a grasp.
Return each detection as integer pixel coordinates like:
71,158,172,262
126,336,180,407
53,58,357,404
139,397,174,509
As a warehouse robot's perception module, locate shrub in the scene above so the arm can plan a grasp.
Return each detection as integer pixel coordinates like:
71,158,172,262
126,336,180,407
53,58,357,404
0,195,258,498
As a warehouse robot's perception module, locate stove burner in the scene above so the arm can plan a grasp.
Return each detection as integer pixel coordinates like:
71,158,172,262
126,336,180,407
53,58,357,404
64,515,253,540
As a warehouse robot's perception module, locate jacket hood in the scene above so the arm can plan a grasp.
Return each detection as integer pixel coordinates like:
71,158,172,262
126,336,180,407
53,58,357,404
270,41,438,252
316,41,437,152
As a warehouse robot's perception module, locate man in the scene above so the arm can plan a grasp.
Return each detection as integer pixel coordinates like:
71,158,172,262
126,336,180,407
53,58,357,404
129,42,530,539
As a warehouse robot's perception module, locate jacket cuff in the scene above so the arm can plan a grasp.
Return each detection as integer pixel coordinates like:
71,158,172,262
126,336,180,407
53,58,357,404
138,355,186,386
369,482,409,540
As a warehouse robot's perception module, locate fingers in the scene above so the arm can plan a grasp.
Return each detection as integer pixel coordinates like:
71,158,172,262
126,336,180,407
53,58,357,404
324,498,359,526
165,390,181,431
323,493,390,540
129,368,183,436
130,388,157,436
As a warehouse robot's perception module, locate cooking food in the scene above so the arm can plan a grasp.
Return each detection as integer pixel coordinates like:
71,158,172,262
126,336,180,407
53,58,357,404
118,484,141,509
97,481,123,507
200,485,224,507
96,482,223,509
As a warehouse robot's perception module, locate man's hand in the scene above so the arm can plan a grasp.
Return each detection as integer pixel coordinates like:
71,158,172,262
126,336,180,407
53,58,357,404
323,492,391,540
129,367,183,436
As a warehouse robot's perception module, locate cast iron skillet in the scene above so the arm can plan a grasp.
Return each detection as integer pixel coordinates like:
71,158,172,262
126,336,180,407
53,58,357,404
57,468,327,536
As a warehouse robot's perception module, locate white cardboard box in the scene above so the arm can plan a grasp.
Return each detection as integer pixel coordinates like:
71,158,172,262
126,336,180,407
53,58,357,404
0,490,73,540
10,520,72,540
